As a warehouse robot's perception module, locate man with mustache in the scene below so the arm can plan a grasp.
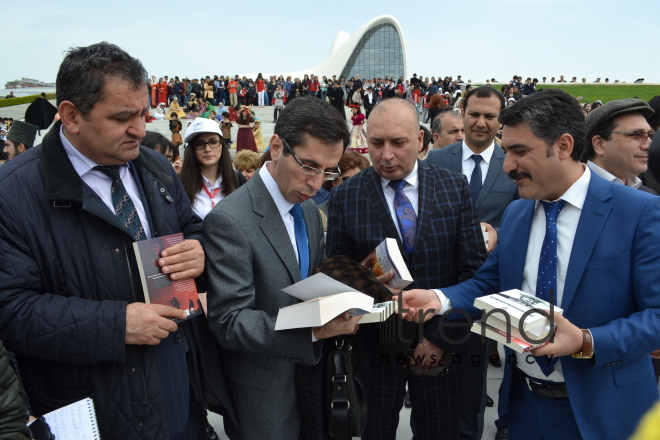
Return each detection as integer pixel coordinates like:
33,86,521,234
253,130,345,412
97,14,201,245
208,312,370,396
397,89,660,440
426,86,519,440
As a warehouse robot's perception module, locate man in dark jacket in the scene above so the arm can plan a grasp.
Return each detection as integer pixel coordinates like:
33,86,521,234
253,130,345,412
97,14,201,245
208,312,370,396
0,42,235,440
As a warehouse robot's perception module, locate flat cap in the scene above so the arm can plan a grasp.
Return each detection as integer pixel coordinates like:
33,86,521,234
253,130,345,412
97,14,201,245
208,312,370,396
585,98,653,134
6,120,39,147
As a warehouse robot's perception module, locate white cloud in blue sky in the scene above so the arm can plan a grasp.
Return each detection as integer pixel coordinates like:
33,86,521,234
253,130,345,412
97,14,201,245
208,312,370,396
5,0,660,85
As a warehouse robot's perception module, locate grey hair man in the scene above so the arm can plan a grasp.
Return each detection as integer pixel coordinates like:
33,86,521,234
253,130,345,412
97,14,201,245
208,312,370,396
431,109,464,149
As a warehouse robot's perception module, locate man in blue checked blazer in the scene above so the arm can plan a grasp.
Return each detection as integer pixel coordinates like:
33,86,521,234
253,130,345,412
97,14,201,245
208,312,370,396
327,98,487,440
398,89,660,440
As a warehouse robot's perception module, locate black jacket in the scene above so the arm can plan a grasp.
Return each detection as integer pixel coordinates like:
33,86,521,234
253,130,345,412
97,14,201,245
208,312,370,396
0,340,30,440
0,122,236,439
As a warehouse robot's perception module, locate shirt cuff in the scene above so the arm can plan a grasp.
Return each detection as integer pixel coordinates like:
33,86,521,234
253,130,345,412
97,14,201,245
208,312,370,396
312,330,318,343
432,290,452,315
588,329,594,355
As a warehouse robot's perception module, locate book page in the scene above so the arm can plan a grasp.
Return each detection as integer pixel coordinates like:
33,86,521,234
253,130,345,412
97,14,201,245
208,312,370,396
281,273,356,301
42,398,100,440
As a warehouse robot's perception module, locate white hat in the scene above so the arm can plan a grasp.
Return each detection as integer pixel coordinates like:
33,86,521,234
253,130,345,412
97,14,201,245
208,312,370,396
184,118,223,144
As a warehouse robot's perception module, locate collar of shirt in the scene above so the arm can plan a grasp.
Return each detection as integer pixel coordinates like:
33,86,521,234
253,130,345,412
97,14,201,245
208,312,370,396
259,162,296,217
535,164,591,211
59,125,106,177
587,160,641,190
379,161,419,191
202,174,222,191
461,140,495,165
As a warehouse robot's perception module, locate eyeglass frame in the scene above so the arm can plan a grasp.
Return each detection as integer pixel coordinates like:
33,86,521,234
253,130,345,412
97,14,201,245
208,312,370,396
280,137,341,181
191,137,223,150
605,130,654,143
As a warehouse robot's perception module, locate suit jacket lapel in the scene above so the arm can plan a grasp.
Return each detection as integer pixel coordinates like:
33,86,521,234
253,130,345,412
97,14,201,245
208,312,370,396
449,143,462,174
476,145,504,208
250,173,301,282
364,168,405,255
503,200,535,289
561,177,612,311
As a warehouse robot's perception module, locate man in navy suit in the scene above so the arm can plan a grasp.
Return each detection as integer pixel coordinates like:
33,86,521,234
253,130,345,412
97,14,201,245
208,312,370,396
427,86,519,440
398,89,660,440
327,98,486,440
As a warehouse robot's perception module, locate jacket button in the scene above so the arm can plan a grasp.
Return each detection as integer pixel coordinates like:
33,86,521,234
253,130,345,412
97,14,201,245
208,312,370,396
160,188,165,193
114,248,120,253
130,367,136,373
174,334,182,343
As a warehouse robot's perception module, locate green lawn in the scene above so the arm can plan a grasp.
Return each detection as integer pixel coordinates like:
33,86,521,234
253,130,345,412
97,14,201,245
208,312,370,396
476,84,660,104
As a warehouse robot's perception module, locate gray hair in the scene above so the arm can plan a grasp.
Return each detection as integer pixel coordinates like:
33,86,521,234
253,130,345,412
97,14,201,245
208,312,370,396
431,109,462,135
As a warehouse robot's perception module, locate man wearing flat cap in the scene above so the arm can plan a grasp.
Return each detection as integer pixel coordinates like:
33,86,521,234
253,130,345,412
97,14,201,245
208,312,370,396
584,98,656,194
4,120,38,160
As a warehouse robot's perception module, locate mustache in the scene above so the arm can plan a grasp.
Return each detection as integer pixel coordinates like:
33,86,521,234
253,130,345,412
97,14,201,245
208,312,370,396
508,170,531,180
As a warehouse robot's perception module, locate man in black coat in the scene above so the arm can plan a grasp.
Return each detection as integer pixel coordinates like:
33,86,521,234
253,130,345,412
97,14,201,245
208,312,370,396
0,42,235,440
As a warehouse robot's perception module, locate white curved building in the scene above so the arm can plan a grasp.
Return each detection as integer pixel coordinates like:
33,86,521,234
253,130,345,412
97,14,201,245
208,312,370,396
246,15,408,81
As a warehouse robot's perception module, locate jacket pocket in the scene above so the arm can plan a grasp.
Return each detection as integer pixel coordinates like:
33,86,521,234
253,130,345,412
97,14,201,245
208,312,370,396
585,252,629,272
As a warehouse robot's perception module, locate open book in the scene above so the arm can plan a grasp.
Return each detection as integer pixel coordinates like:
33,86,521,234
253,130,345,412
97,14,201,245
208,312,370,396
359,238,413,290
274,273,397,330
133,233,202,322
41,397,100,440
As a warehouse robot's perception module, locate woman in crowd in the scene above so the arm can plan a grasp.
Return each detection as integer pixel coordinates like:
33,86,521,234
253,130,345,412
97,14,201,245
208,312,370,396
273,85,285,122
187,93,199,112
256,73,267,106
427,94,447,128
321,76,329,101
203,78,214,103
179,119,243,220
233,150,260,182
583,102,592,113
330,82,346,121
317,150,371,221
169,98,186,118
235,108,257,152
142,131,182,174
348,104,367,154
154,103,167,120
252,120,267,152
351,86,363,108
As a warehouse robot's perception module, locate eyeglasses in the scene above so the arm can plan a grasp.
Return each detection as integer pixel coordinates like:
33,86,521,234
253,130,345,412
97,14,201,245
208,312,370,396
336,175,352,182
192,138,222,150
607,130,654,143
280,138,340,181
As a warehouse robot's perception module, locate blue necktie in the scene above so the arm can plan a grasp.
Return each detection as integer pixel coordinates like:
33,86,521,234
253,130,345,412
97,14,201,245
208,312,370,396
94,165,147,241
290,204,309,280
388,180,417,254
469,154,483,201
535,200,567,376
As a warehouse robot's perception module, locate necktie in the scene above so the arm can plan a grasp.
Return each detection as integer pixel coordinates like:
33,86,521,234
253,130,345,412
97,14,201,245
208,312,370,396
388,180,417,254
469,154,483,201
535,200,567,376
290,204,309,280
94,165,147,241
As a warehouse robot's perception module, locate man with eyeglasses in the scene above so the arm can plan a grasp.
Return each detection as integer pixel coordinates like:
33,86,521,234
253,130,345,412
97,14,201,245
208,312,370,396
585,98,656,194
203,96,361,440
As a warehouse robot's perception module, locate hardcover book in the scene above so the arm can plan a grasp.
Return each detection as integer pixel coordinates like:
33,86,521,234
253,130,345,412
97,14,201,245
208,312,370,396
359,238,413,290
133,233,201,322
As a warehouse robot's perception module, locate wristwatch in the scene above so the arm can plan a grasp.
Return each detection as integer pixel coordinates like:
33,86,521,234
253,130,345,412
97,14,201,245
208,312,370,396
572,329,594,359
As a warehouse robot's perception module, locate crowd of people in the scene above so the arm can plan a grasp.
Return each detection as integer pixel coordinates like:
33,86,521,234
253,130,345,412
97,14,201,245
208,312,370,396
1,40,660,440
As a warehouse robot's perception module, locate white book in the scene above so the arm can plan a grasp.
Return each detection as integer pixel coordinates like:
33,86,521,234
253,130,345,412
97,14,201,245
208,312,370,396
41,397,100,440
275,291,374,330
471,320,551,353
359,238,413,290
482,314,552,341
352,300,397,324
473,289,564,332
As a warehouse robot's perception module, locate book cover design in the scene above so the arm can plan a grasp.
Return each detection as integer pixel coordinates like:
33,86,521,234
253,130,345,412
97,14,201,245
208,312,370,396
133,233,201,322
359,238,413,290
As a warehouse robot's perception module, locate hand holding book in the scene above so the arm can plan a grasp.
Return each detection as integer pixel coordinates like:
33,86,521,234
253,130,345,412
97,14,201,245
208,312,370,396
125,303,185,345
312,312,362,340
158,238,204,280
530,311,584,358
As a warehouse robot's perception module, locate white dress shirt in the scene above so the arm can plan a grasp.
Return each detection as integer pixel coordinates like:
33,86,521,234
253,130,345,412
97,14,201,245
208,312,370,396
59,126,152,239
259,163,299,263
380,162,419,242
192,175,224,220
461,140,494,185
587,160,642,190
437,166,592,382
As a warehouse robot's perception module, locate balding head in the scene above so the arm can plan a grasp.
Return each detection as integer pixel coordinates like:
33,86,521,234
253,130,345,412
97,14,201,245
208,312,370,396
367,97,423,181
369,98,419,134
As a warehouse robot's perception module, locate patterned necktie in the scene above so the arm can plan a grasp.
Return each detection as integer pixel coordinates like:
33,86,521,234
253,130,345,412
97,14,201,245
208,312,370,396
290,204,309,280
535,200,567,376
94,165,147,241
469,154,483,201
388,180,417,254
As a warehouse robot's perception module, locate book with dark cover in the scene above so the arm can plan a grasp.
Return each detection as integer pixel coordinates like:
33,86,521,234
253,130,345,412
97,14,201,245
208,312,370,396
133,233,201,322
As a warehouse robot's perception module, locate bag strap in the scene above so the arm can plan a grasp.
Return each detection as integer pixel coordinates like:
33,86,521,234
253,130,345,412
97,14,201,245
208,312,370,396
330,338,351,440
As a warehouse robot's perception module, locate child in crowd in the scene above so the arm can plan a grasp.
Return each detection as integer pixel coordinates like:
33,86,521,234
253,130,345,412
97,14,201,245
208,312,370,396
221,112,233,147
187,110,199,120
169,112,183,147
233,150,260,181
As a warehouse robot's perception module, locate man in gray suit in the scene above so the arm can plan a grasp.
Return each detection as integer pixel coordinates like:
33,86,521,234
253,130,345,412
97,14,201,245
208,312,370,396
204,96,361,440
426,86,519,440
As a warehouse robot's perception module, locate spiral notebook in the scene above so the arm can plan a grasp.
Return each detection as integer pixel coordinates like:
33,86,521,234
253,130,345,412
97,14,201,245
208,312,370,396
42,397,100,440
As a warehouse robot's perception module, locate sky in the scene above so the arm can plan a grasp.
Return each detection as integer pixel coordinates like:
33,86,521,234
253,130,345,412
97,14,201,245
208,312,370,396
5,0,660,86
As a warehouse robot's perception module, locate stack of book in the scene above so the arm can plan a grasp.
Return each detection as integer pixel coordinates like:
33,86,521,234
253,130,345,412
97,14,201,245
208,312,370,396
470,289,563,353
